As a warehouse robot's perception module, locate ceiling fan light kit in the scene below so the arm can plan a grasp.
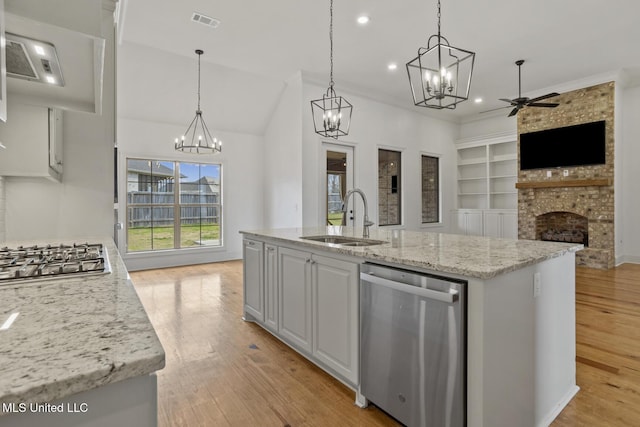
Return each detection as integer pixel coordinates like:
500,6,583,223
406,0,475,110
310,0,353,139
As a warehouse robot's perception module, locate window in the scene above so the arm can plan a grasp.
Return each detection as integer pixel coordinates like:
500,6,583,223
378,149,401,226
421,155,440,223
126,158,221,252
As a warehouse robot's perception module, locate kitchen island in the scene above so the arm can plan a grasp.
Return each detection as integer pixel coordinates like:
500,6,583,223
240,226,582,427
0,239,165,427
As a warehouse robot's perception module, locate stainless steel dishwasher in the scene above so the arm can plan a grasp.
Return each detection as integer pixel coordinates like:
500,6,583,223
360,263,466,427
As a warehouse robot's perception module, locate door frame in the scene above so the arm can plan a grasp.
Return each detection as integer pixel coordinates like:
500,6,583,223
319,141,356,227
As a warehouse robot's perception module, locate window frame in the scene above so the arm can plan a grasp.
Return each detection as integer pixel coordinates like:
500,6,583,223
125,157,223,253
420,152,441,225
377,148,402,227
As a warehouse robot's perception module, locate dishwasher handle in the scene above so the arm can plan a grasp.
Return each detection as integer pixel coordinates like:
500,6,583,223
360,272,459,303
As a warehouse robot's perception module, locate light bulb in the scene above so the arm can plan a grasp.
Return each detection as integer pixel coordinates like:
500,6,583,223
441,67,446,77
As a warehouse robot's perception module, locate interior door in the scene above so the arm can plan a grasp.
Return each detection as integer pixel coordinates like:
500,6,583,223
321,142,354,227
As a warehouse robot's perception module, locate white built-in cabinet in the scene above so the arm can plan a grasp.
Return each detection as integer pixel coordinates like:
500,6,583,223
0,102,63,181
451,209,484,236
457,134,517,210
484,210,518,239
243,238,359,385
453,133,518,239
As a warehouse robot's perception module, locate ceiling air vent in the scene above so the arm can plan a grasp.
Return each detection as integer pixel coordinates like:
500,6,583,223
191,12,220,28
5,33,65,87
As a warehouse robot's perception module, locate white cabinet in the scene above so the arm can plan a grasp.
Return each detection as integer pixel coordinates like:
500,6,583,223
0,102,63,181
451,209,484,236
451,209,517,239
244,239,359,385
278,247,313,352
484,210,518,239
312,254,359,384
242,239,264,322
457,134,517,210
264,243,278,333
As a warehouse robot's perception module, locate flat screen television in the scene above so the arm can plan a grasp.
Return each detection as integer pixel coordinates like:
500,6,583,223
519,120,606,170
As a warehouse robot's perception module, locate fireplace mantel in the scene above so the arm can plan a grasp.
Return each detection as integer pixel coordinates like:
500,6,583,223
515,178,612,189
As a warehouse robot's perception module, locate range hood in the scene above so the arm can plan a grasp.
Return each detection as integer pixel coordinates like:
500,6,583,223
5,32,65,87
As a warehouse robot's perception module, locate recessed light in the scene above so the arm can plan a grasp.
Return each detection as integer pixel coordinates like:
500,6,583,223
474,97,483,103
357,15,370,25
0,312,19,331
387,63,398,71
34,45,45,56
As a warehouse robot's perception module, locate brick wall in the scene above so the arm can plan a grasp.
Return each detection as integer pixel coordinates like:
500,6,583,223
517,82,615,269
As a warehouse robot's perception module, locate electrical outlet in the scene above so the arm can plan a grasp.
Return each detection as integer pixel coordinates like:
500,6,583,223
533,272,541,298
563,170,569,177
546,170,552,178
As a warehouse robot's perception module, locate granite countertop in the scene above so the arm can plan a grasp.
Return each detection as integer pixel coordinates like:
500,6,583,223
240,226,582,280
0,239,165,406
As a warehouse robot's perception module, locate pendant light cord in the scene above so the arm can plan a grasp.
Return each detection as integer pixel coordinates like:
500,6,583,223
437,0,441,37
329,0,334,90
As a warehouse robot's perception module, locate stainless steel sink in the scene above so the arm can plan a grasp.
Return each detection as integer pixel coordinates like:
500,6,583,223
300,235,386,247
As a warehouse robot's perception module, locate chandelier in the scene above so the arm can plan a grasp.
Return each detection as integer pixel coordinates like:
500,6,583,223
174,49,222,153
406,0,475,110
310,0,353,139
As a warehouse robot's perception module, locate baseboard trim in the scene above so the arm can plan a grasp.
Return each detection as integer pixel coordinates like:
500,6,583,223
538,385,580,427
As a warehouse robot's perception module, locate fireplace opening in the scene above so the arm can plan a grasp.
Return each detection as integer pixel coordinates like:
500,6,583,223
535,211,588,247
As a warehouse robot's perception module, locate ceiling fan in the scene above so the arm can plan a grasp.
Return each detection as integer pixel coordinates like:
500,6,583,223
482,59,560,117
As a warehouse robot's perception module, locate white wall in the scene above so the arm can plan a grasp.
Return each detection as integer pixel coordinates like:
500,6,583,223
3,8,115,242
459,114,516,140
263,73,303,229
619,85,640,263
0,177,5,241
116,118,264,271
300,79,459,232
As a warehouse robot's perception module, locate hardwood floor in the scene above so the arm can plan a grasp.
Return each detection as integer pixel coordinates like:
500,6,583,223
552,263,640,426
130,262,640,427
130,261,397,427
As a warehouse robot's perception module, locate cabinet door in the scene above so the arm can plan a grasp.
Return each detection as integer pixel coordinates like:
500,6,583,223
264,244,278,332
465,211,484,236
312,254,359,384
278,247,312,352
501,211,518,239
483,212,501,238
242,239,264,322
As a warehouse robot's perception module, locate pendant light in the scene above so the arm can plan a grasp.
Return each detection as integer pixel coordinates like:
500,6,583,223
174,49,222,153
406,0,475,110
310,0,353,139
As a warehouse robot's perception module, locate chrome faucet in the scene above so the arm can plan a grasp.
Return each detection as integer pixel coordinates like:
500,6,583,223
341,188,374,238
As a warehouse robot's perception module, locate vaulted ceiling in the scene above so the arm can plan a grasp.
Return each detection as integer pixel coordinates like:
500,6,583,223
119,0,640,134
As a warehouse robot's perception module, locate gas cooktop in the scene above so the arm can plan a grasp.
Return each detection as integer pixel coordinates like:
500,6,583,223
0,242,111,284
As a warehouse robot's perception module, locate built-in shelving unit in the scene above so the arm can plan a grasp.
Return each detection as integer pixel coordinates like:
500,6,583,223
457,133,517,210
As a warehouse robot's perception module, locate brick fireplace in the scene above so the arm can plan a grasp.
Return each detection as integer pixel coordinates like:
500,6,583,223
517,82,615,269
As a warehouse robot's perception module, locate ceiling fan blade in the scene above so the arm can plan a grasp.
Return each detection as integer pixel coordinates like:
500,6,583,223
528,102,559,108
508,107,519,117
499,98,516,105
479,105,512,114
528,92,560,103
